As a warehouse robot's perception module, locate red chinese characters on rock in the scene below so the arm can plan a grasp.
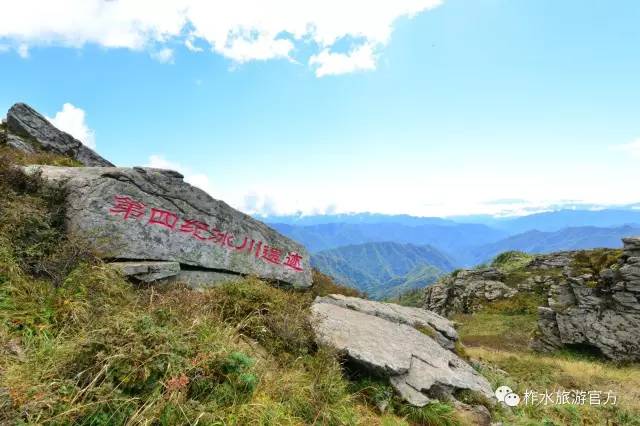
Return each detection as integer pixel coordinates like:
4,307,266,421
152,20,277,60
283,252,304,271
109,195,146,220
107,195,304,272
148,208,179,229
179,219,210,240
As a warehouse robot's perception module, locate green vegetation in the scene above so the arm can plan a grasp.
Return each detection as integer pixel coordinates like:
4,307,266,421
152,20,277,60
571,248,623,278
386,288,424,307
0,142,83,167
311,269,365,298
311,242,453,299
348,377,461,426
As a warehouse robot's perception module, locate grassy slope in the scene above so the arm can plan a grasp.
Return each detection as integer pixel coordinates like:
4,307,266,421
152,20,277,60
0,148,467,425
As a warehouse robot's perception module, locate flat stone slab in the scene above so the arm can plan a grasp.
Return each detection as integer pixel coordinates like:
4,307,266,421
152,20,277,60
28,165,312,288
109,261,180,282
316,294,458,350
311,296,493,407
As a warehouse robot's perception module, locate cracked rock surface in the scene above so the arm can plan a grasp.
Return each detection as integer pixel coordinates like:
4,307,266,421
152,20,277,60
27,165,312,288
531,238,640,361
424,268,517,316
311,295,493,406
6,103,113,166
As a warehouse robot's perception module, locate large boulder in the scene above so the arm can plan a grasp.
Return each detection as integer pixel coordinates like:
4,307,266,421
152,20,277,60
424,268,517,316
26,165,312,288
311,295,493,407
531,240,640,361
6,103,113,166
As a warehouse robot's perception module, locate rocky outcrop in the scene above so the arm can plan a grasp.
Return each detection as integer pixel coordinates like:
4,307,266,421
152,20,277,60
424,268,517,316
4,103,113,166
27,165,312,288
531,239,640,361
311,295,493,407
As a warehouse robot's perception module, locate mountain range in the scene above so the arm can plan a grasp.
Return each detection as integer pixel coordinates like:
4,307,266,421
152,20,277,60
310,242,455,299
264,209,640,297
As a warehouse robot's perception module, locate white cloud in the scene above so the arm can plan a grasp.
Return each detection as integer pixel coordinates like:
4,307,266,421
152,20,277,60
612,139,640,159
0,0,443,76
146,154,215,196
310,42,377,77
47,103,96,149
151,47,174,63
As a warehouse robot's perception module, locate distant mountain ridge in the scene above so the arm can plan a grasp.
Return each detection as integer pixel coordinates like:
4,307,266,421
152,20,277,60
461,225,640,265
310,242,455,299
270,222,507,254
269,209,640,267
490,209,640,233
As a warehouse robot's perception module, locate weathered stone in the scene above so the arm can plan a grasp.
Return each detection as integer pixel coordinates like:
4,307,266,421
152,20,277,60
529,307,562,352
311,296,493,407
424,268,517,316
532,243,640,361
528,252,574,269
623,237,640,256
316,294,458,350
28,165,312,288
5,133,36,154
7,103,113,166
109,261,180,282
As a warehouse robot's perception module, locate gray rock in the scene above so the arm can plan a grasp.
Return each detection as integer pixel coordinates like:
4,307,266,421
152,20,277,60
623,237,640,258
424,269,517,316
27,165,312,288
7,103,113,166
528,252,575,269
311,296,493,407
532,243,640,361
529,307,563,352
316,294,458,350
109,261,180,282
5,133,36,154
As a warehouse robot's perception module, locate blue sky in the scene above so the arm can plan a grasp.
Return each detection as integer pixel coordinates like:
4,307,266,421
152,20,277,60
1,0,639,217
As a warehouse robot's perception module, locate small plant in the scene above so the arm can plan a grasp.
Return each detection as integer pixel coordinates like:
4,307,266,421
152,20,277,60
396,402,460,426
